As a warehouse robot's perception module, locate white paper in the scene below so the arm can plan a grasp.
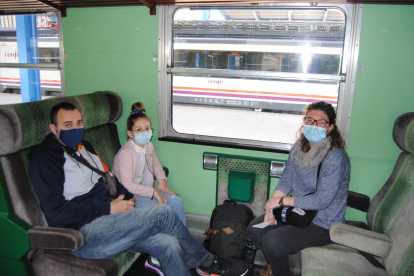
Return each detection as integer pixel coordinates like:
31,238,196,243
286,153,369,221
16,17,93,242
252,221,270,228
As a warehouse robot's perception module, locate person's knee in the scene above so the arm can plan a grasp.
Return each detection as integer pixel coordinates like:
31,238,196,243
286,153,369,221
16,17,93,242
151,204,179,222
247,228,261,247
152,203,175,214
163,236,180,248
246,224,255,240
166,196,183,207
262,232,285,256
247,216,263,244
170,195,184,205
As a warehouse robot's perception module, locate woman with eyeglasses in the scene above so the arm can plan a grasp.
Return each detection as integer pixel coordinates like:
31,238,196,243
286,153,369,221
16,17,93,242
112,101,185,223
247,101,350,276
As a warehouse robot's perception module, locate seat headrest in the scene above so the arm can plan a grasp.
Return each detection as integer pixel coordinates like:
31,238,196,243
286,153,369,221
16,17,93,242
393,112,414,155
0,91,122,156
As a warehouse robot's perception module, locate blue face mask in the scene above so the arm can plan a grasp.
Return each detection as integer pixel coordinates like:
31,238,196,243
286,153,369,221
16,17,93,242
301,124,327,144
134,131,152,145
58,128,84,149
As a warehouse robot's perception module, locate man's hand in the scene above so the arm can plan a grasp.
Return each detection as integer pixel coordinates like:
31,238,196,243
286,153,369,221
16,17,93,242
157,180,175,197
110,195,135,214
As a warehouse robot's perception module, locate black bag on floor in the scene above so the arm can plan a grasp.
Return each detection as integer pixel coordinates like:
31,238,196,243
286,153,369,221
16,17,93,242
203,200,255,260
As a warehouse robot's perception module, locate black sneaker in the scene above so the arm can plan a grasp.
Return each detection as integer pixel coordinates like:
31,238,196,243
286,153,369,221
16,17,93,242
196,257,249,276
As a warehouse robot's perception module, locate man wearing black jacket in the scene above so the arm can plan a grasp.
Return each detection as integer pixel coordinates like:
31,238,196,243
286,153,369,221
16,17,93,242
28,102,248,276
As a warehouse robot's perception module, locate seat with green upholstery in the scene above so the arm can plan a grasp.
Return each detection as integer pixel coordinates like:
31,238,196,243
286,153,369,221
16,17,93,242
0,91,139,276
301,112,414,276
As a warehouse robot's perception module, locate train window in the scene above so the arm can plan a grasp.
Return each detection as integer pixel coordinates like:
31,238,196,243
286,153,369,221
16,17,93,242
158,4,362,152
0,12,63,104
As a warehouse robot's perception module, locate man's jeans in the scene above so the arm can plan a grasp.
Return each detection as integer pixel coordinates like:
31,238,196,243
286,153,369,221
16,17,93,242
134,190,187,225
72,204,209,276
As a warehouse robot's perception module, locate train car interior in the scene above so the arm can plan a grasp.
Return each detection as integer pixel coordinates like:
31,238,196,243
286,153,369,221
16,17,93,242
1,0,414,275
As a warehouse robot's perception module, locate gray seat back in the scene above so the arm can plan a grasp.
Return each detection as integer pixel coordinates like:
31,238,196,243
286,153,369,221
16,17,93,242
365,112,414,274
0,92,141,276
0,91,122,227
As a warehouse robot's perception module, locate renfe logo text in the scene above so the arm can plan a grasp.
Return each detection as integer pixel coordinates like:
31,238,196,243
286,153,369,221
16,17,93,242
4,52,18,59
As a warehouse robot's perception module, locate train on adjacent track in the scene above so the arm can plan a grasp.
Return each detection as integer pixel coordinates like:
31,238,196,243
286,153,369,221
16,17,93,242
1,18,341,112
0,26,61,96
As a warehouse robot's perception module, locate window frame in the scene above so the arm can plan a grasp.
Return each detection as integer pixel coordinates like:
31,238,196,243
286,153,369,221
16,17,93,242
158,3,363,153
0,9,65,98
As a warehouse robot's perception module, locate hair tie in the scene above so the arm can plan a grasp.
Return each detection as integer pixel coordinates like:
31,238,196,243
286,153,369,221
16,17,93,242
130,108,146,115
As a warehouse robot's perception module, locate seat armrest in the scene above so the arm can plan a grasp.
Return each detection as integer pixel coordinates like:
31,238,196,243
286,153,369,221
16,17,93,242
330,223,392,258
347,191,370,212
28,226,83,250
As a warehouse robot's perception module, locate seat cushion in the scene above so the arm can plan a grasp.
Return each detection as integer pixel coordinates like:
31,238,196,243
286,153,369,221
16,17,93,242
32,250,119,276
301,244,389,276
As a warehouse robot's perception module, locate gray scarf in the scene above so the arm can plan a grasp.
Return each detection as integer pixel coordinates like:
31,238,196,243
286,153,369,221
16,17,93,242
291,138,331,169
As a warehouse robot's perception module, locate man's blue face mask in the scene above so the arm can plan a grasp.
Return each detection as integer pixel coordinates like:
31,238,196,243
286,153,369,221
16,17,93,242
55,126,84,148
301,124,327,144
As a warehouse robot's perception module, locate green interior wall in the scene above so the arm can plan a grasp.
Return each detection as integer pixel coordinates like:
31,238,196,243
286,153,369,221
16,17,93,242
62,4,414,221
62,6,282,217
345,4,414,222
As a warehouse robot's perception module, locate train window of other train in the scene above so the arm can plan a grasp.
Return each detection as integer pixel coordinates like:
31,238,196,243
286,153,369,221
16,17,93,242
158,4,362,152
0,12,63,104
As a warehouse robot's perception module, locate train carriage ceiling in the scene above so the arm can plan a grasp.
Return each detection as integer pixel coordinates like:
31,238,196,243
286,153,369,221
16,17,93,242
1,0,414,17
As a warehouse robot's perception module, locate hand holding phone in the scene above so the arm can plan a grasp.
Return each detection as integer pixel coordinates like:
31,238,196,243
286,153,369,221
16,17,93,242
123,192,134,201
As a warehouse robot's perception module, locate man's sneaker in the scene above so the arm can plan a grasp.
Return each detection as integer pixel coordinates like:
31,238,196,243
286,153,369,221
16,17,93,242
196,257,249,276
145,256,164,276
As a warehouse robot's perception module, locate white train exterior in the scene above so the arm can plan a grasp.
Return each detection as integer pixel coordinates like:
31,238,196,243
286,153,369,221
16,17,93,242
0,17,61,96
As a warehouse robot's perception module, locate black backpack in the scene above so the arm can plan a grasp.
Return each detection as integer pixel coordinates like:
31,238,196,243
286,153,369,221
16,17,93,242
204,200,255,260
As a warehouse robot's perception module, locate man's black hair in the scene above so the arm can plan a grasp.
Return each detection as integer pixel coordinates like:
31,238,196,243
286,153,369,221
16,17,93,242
50,102,79,125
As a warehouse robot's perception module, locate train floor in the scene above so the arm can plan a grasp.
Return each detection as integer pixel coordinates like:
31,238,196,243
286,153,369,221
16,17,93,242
125,254,267,276
124,213,284,276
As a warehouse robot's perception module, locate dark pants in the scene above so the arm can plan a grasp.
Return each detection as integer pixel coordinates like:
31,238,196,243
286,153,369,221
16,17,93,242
247,215,331,276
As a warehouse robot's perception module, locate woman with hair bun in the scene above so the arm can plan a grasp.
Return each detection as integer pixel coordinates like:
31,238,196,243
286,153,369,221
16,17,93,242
113,102,186,275
113,101,185,224
247,101,351,276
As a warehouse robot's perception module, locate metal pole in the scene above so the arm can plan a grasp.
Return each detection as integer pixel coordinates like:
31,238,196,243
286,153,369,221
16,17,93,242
16,15,41,102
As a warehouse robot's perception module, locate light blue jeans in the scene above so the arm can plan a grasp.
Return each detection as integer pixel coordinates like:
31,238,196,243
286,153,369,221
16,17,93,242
72,204,208,276
135,190,186,225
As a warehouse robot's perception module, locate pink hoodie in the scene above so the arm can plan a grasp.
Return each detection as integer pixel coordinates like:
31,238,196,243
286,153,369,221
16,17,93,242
112,140,167,197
